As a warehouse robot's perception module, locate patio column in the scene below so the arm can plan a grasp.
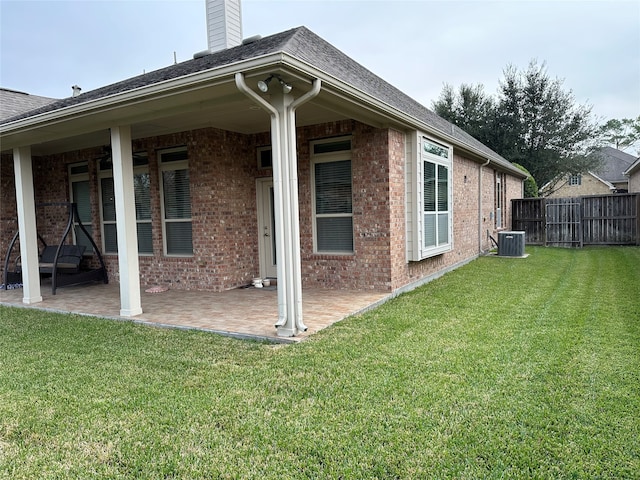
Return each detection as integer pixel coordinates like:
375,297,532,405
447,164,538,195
110,125,142,316
13,146,42,304
235,73,321,336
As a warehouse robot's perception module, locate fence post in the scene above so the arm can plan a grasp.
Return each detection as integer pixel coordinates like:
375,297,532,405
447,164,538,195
543,197,548,247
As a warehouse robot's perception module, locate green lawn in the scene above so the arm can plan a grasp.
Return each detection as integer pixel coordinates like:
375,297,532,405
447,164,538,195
1,246,639,479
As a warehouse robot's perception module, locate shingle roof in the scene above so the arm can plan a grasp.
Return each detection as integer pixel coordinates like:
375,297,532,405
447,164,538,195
1,27,518,172
591,146,637,183
0,88,58,121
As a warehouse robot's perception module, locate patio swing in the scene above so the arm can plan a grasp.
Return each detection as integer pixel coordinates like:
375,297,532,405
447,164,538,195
2,202,108,294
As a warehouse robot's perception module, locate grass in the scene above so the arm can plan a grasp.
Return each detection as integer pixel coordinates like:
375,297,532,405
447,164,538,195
1,246,639,479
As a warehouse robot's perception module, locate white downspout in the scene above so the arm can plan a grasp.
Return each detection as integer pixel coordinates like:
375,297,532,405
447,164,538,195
479,158,490,254
235,73,288,329
285,78,321,332
235,73,320,335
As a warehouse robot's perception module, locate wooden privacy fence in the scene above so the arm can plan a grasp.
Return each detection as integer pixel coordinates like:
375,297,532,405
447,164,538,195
512,193,640,247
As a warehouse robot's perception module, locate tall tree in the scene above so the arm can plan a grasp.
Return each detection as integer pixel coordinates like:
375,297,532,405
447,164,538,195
432,60,601,187
598,117,640,152
497,60,600,186
432,83,495,146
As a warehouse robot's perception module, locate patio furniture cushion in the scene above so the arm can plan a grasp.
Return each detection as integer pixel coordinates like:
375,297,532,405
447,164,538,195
38,245,86,273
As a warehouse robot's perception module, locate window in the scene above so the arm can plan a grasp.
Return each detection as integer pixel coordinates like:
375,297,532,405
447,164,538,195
68,162,94,253
312,137,353,254
257,146,272,169
159,147,192,256
98,154,152,254
407,134,453,260
569,174,582,186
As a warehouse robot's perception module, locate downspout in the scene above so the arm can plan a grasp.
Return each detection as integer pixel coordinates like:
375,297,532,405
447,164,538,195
286,78,321,332
479,158,490,254
235,73,321,335
235,73,287,327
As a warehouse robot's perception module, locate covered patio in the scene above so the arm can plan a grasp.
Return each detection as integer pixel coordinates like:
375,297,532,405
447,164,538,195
0,282,389,342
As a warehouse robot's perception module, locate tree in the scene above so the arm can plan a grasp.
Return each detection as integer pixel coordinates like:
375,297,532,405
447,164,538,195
598,117,640,153
432,60,601,187
512,162,538,198
432,83,495,146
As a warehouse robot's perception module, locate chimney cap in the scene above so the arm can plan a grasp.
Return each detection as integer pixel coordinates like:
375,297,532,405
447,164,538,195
71,85,82,97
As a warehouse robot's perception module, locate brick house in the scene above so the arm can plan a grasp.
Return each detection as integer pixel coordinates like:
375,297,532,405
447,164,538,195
623,156,640,193
1,1,525,337
541,147,637,197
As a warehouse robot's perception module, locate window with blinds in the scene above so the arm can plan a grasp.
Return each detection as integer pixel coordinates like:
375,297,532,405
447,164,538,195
420,136,452,256
68,162,93,253
98,154,152,254
159,148,192,256
312,137,353,254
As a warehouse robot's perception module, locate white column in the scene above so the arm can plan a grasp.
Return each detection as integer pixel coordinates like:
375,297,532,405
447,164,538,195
235,74,319,337
13,146,42,304
271,90,299,337
110,126,142,316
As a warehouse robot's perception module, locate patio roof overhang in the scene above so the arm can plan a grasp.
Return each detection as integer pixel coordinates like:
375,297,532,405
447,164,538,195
0,54,410,157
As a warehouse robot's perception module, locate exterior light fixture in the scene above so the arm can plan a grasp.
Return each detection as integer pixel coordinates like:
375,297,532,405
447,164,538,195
257,75,273,92
257,74,292,93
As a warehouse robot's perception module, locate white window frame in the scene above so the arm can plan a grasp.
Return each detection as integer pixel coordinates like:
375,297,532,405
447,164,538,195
97,155,152,255
158,147,193,257
407,132,453,260
569,174,582,186
311,136,354,255
68,161,93,254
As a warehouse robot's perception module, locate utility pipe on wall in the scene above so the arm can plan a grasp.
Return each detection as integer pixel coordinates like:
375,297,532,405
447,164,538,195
479,158,490,254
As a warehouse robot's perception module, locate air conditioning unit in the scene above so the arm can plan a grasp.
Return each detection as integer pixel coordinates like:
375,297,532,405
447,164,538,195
498,231,525,257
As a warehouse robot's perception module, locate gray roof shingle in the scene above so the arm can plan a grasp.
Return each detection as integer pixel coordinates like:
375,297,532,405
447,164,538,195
1,27,518,171
592,146,637,183
0,88,58,121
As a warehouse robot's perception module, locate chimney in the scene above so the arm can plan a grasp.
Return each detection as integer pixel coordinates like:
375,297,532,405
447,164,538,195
206,0,242,53
71,85,82,97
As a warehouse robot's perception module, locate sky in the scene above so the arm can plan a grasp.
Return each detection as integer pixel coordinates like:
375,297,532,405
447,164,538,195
1,0,639,124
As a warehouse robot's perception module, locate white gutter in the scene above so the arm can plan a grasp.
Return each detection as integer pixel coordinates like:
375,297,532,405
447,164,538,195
278,54,526,178
2,49,524,179
0,52,288,139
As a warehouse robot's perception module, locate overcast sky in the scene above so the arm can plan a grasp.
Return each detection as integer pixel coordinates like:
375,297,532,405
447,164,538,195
1,0,638,123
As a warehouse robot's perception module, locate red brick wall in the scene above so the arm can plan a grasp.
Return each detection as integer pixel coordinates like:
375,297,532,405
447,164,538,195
297,120,394,290
1,122,523,293
395,153,485,289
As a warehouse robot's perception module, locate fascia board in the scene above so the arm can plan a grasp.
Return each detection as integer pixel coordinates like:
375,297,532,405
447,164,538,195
623,157,640,176
279,54,526,179
0,53,287,139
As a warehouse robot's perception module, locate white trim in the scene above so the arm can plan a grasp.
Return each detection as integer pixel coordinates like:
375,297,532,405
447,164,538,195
310,136,354,255
158,147,193,257
256,177,277,279
68,161,92,253
98,155,152,255
409,133,453,261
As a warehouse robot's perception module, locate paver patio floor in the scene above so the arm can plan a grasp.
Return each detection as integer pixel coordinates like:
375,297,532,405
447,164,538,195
0,281,389,342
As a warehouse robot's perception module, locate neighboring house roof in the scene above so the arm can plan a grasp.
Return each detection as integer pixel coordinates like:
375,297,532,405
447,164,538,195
590,146,636,184
540,171,614,195
0,88,58,121
623,156,640,176
0,26,523,177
